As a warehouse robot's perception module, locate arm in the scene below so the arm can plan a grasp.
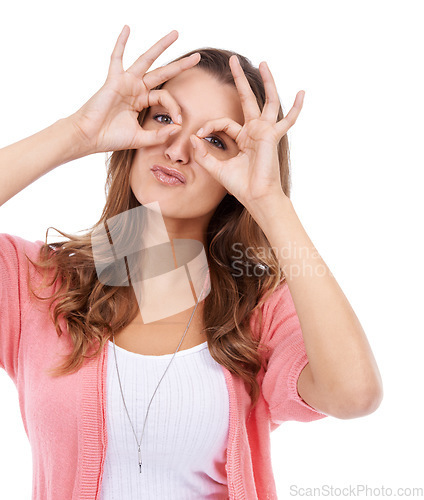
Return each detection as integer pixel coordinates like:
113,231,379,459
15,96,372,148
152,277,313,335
249,194,384,420
258,280,329,426
0,26,201,208
188,53,383,420
0,115,88,207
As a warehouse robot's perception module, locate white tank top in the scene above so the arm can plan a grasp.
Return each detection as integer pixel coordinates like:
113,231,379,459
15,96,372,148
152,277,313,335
99,339,230,499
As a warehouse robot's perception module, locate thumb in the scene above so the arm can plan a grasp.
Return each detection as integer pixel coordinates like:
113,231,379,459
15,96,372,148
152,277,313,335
190,135,222,181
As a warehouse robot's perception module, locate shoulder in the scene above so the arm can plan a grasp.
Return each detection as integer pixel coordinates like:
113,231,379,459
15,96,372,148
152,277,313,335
256,279,296,331
0,232,45,261
0,233,51,296
261,278,292,311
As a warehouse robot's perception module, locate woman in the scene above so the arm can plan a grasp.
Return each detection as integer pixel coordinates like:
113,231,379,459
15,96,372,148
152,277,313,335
0,25,383,499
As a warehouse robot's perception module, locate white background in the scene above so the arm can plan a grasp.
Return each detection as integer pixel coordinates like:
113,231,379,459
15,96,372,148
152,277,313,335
1,0,423,498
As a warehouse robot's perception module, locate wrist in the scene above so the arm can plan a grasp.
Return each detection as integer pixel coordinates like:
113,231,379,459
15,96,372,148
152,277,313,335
62,113,97,159
247,191,294,228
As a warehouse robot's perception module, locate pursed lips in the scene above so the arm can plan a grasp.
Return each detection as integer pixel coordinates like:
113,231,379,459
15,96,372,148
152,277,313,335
151,164,186,184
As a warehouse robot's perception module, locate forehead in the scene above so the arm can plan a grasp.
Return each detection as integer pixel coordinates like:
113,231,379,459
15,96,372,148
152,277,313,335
160,67,244,125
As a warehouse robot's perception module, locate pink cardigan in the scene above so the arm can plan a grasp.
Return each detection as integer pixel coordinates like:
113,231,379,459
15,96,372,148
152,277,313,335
0,233,328,499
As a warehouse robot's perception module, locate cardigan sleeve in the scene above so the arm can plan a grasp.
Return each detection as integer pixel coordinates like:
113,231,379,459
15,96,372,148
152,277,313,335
0,233,43,384
259,280,328,426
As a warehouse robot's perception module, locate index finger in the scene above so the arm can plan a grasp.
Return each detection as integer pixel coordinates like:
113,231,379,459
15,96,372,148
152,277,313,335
127,30,179,78
143,53,201,89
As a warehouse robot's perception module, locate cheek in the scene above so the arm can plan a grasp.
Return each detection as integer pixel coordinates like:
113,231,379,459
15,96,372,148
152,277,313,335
129,155,145,190
204,176,228,199
130,148,150,179
129,165,135,187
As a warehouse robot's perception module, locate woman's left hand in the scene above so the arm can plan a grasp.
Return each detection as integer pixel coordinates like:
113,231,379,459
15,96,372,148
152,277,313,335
189,55,304,209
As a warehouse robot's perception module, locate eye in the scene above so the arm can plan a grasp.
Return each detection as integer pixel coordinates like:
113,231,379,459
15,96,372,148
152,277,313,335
152,113,174,125
205,135,227,150
153,113,226,150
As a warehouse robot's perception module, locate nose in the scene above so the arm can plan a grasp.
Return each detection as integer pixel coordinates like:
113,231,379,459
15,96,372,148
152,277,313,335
163,128,193,164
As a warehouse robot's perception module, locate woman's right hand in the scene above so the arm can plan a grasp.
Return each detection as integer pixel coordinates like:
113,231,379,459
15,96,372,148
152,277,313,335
68,26,200,155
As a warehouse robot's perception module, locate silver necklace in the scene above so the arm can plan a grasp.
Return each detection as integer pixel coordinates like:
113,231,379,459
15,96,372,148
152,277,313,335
111,280,208,474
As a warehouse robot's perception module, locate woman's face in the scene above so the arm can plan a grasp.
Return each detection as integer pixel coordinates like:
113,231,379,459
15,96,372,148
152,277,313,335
129,67,244,242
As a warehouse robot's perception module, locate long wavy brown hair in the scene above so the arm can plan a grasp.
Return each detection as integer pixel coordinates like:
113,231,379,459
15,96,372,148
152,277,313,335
25,47,290,410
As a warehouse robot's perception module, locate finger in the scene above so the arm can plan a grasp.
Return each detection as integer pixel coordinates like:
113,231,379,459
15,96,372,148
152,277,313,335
259,61,281,123
275,91,305,139
133,123,180,149
143,53,201,89
229,55,261,121
189,135,226,182
108,25,130,77
195,117,243,143
127,30,179,78
144,89,183,126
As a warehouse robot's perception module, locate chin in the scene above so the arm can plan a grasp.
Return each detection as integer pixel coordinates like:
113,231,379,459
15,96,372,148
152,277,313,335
130,193,185,218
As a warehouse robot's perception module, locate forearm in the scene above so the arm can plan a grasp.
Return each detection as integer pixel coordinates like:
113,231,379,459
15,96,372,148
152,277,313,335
0,114,89,206
248,195,383,411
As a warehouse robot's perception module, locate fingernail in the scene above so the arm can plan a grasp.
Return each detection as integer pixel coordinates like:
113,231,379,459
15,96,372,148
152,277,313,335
177,114,182,124
196,128,203,137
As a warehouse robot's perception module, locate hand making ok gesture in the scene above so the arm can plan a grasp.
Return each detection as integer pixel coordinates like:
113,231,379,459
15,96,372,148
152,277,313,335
189,55,304,209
